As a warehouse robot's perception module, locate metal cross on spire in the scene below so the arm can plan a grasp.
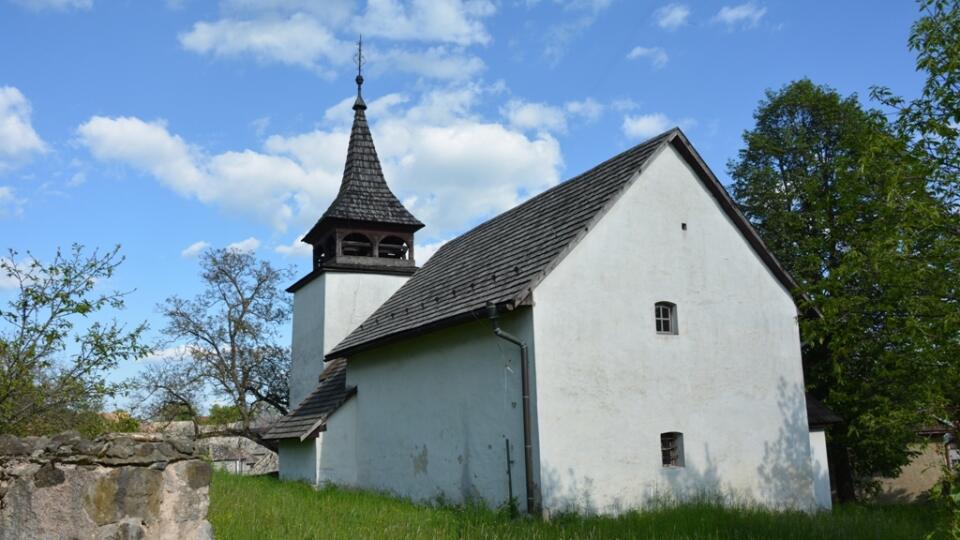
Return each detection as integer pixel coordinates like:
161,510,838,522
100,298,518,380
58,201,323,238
353,35,365,97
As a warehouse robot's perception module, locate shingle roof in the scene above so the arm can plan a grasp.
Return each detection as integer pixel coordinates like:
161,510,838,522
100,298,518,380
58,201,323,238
806,394,842,429
328,128,799,359
263,358,354,440
305,96,423,240
328,130,676,357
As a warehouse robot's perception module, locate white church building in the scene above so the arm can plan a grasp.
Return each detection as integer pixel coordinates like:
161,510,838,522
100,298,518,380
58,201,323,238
264,75,837,514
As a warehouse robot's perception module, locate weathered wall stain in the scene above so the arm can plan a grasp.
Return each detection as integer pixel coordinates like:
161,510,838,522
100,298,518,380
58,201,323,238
412,445,428,476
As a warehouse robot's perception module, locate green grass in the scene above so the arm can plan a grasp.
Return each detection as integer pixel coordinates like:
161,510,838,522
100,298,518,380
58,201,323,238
209,471,946,539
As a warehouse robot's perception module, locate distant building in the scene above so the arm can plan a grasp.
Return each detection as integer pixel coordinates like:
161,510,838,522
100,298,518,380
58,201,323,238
141,420,276,475
875,422,955,503
265,74,835,514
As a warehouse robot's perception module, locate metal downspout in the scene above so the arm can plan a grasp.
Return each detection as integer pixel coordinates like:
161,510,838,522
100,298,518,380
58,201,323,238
487,304,537,515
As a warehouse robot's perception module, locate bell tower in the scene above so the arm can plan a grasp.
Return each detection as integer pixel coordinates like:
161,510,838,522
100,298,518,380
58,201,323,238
288,38,424,406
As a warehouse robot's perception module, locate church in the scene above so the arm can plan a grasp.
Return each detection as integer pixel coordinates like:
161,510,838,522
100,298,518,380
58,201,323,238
264,72,835,515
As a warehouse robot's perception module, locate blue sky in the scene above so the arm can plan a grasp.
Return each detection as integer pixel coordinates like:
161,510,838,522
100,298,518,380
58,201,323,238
0,0,926,406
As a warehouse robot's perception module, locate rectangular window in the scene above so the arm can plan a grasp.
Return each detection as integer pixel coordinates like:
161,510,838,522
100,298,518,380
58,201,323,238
655,303,676,334
661,432,684,467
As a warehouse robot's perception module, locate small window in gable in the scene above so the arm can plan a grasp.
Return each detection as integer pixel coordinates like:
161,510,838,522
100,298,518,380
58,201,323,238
655,302,678,335
661,432,684,467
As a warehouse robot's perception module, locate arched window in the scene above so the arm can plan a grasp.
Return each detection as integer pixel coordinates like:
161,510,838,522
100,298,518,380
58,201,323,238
655,302,677,335
341,233,373,257
661,432,684,467
378,236,409,259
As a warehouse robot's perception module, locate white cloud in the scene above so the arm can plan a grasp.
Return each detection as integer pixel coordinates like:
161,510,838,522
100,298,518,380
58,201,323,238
611,98,639,112
180,240,210,258
622,113,696,139
0,186,25,218
501,97,604,134
626,46,668,69
0,87,47,170
275,237,312,257
354,0,495,46
415,239,448,264
140,345,191,363
622,113,672,139
501,100,568,134
67,172,86,186
282,91,564,239
714,2,767,29
373,46,485,81
178,1,494,80
220,0,354,22
178,14,353,77
564,98,604,123
76,115,336,231
543,0,614,64
78,88,564,243
250,116,270,137
10,0,91,11
227,237,261,252
654,3,689,29
0,255,29,290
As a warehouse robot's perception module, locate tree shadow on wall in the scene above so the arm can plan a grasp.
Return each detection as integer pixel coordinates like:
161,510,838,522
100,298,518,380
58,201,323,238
539,448,730,515
756,378,818,510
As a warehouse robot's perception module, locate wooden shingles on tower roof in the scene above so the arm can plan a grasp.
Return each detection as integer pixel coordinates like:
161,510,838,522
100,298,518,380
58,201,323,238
303,95,423,244
327,128,799,359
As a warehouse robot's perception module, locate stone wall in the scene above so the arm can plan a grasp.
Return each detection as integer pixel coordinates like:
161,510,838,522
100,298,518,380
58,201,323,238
0,432,213,540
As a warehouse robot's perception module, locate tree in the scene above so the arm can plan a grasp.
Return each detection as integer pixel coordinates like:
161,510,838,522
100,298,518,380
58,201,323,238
729,79,958,497
872,0,960,475
873,0,960,210
0,245,148,435
205,404,244,426
138,248,292,441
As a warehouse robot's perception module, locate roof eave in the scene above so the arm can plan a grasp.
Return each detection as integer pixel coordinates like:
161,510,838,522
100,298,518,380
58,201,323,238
666,131,800,296
325,301,516,360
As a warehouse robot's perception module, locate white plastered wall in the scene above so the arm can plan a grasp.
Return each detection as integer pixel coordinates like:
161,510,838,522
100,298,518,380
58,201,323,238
278,438,319,484
531,144,816,514
809,430,832,509
288,272,409,407
318,397,359,486
344,314,532,508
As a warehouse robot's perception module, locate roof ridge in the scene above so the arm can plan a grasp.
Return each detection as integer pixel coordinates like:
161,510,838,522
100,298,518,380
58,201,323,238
507,130,677,306
437,128,678,255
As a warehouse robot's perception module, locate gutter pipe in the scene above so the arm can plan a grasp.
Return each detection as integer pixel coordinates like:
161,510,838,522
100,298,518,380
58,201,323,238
487,303,537,516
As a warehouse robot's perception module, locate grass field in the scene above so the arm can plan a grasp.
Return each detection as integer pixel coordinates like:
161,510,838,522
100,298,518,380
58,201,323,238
209,471,947,539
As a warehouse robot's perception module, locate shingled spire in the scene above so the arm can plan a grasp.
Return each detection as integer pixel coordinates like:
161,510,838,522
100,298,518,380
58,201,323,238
300,38,423,275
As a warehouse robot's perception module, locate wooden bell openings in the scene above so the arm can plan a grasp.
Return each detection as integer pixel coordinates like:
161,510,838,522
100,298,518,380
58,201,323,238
311,228,415,269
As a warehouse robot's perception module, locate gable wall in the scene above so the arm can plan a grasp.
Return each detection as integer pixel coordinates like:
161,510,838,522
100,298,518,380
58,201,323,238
531,144,815,513
344,313,534,508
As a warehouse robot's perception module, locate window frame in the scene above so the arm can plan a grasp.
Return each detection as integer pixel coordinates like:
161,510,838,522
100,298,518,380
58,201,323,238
655,301,678,335
660,432,684,468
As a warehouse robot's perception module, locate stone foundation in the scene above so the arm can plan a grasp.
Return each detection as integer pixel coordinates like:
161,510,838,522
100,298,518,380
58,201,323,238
0,432,213,540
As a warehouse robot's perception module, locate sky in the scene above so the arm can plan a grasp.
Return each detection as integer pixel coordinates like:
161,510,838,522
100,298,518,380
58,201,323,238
0,0,927,407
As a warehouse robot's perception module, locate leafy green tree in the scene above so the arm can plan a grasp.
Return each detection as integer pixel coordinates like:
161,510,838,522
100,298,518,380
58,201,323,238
0,245,149,435
729,79,957,497
873,0,960,209
204,404,244,426
136,248,292,442
873,3,960,519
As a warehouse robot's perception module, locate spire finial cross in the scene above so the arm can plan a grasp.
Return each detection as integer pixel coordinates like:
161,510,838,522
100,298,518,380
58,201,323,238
353,35,365,96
